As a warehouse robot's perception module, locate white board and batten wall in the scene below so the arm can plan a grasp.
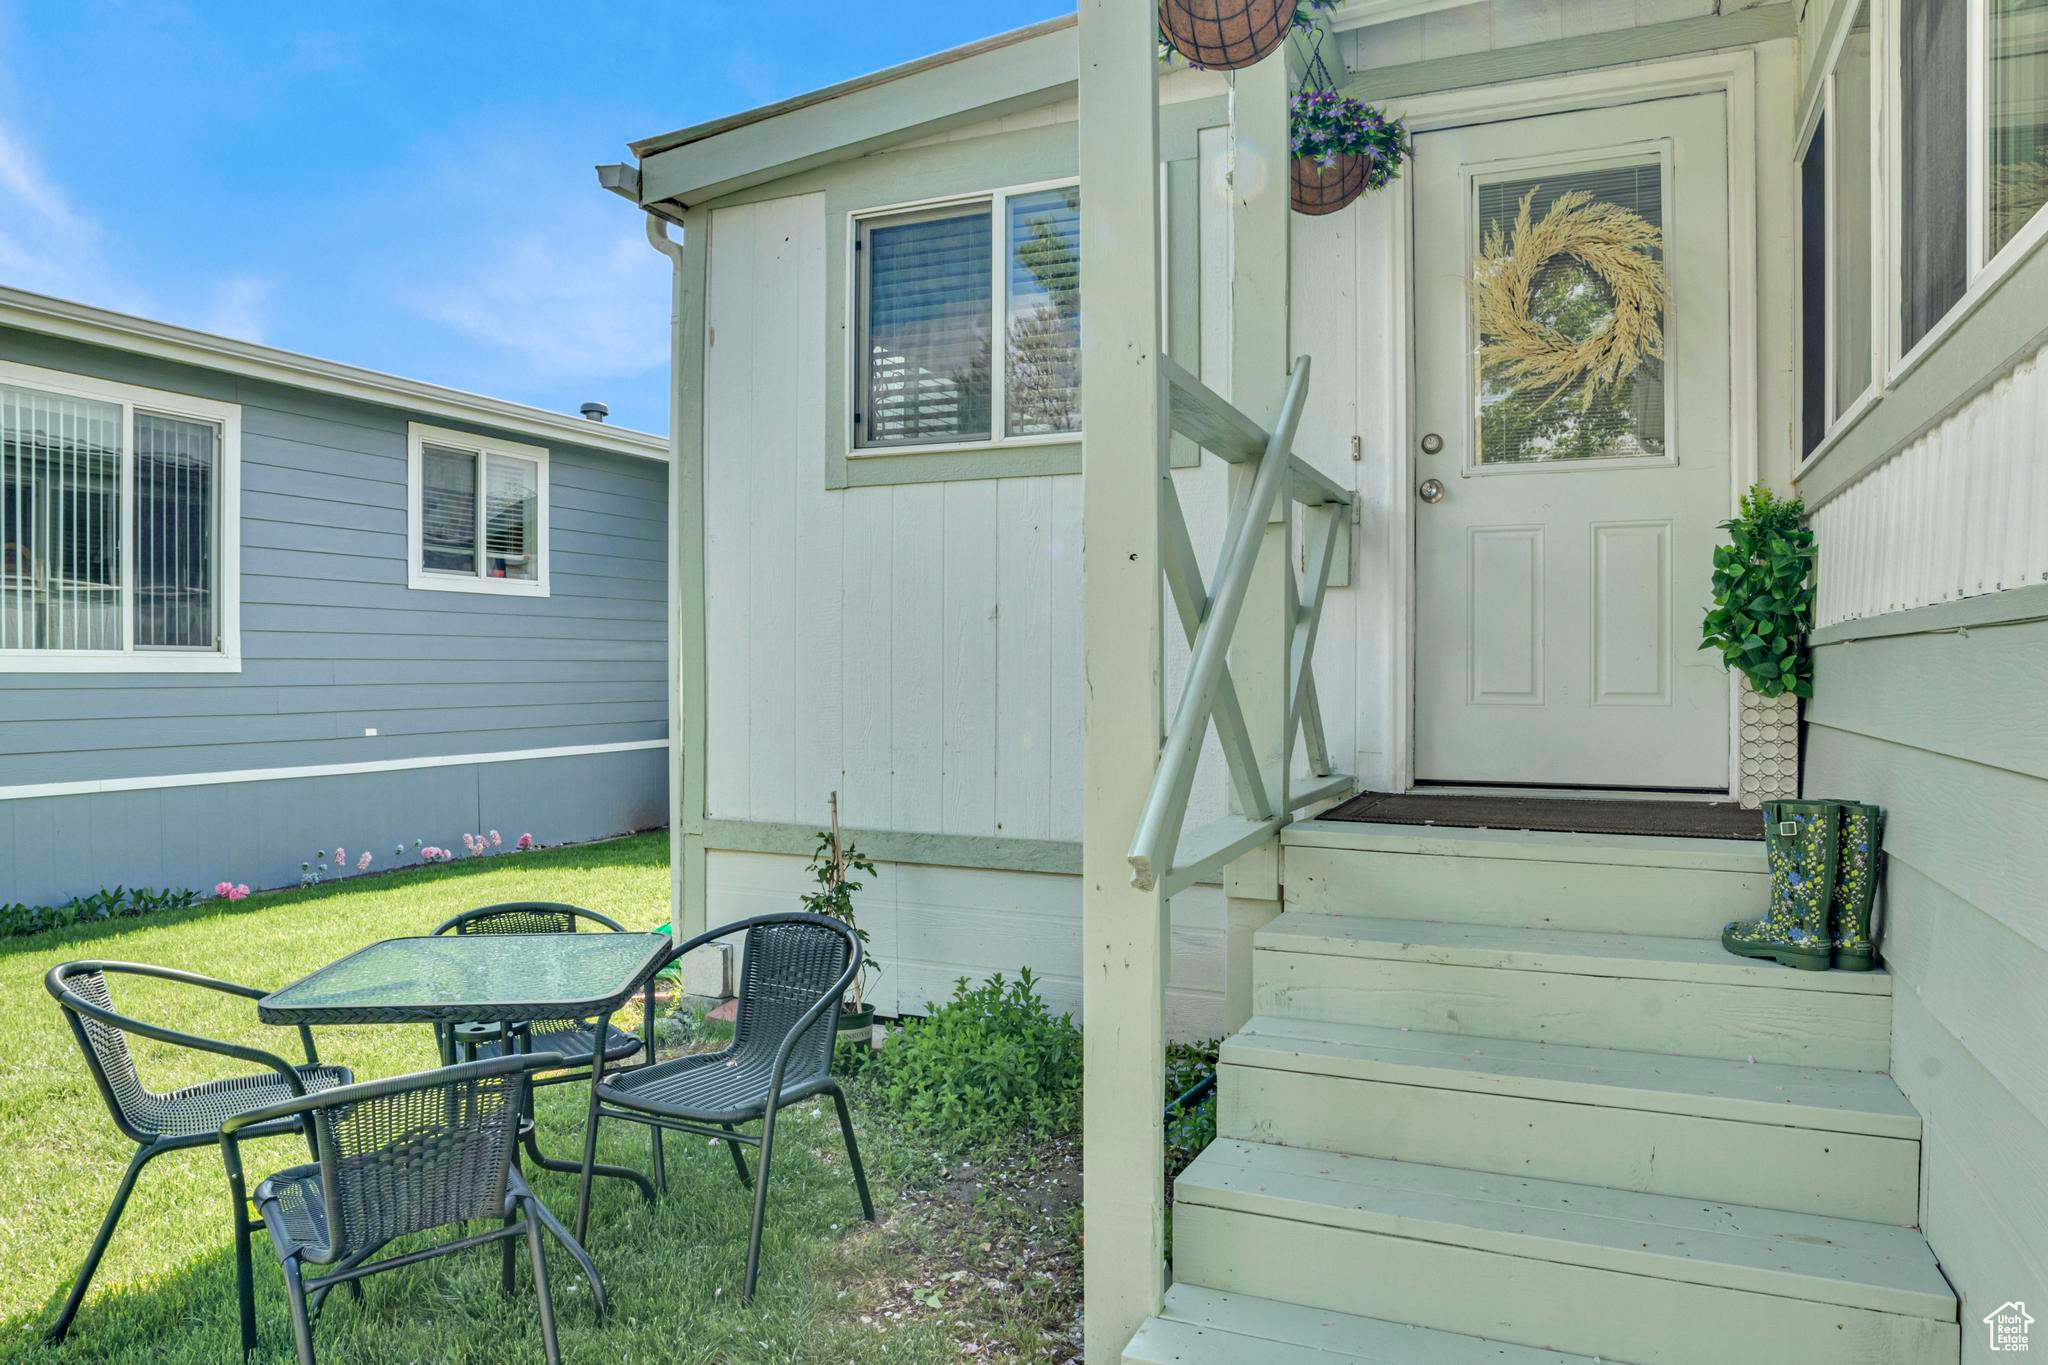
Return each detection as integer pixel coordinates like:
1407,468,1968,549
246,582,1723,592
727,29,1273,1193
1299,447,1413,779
695,107,1377,1036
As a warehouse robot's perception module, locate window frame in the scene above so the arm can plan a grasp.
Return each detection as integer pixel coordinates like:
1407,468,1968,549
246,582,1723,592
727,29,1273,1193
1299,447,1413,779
847,176,1082,459
405,422,550,598
1882,0,2048,386
0,359,241,675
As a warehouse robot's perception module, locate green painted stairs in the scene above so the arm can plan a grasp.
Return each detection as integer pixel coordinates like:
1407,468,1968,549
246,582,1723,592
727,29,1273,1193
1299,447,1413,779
1127,820,1960,1365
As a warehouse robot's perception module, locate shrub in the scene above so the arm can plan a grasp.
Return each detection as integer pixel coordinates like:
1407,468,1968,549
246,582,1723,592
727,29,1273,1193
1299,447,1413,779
0,886,201,940
1701,485,1817,699
869,968,1081,1151
1164,1037,1221,1185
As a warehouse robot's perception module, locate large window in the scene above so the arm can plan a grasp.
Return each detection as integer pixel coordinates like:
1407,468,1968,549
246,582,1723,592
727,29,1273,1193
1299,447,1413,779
853,182,1082,452
406,424,548,596
0,362,238,672
1885,0,2048,366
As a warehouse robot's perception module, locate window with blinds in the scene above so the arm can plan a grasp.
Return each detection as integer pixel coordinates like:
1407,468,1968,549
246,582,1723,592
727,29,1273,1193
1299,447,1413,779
1900,0,1968,353
1,373,229,663
855,182,1081,451
407,424,548,595
1472,162,1667,466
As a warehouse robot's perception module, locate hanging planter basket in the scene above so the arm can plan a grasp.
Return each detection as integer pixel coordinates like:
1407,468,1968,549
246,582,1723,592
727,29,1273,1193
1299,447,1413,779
1292,150,1371,215
1157,0,1295,71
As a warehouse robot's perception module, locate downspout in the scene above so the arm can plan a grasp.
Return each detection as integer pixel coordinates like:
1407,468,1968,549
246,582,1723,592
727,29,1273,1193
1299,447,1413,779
642,211,710,956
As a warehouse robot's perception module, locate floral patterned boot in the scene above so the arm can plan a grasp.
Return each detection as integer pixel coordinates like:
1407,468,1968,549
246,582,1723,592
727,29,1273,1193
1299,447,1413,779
1826,801,1885,971
1722,800,1838,971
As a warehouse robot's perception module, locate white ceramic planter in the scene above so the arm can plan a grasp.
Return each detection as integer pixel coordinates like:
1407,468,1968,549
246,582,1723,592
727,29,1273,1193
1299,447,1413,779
1737,681,1801,809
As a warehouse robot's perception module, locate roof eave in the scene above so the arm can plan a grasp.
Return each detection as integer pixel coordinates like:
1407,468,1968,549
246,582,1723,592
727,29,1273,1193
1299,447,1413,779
629,15,1079,212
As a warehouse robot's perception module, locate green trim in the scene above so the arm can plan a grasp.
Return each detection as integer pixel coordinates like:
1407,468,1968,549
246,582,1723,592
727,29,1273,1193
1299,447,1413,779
1797,242,2048,508
703,818,1081,874
1339,5,1795,102
695,98,1226,490
1810,581,2048,647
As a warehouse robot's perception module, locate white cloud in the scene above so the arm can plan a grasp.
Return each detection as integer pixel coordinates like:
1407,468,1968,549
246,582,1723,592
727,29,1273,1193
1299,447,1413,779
0,118,141,310
414,218,668,382
197,275,272,342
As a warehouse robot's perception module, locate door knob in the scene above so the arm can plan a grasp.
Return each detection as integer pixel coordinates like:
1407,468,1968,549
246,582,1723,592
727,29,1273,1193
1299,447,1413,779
1418,478,1446,504
1420,432,1444,455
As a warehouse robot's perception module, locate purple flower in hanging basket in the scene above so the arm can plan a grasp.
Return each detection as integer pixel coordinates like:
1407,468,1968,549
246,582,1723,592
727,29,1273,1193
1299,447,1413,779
1288,90,1410,184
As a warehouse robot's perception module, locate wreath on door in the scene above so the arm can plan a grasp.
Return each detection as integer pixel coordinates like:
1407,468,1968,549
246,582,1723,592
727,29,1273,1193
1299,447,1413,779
1472,186,1668,408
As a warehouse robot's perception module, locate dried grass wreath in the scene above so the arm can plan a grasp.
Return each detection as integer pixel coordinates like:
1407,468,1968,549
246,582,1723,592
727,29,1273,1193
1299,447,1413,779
1473,187,1668,409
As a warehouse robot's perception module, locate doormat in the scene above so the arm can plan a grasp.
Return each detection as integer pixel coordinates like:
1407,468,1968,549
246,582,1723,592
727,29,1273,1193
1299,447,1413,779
1322,791,1764,840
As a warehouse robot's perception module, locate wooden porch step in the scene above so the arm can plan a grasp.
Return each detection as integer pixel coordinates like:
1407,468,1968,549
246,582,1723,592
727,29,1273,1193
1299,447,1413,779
1282,818,1768,937
1123,1285,1604,1364
1254,912,1894,1070
1172,1141,1959,1365
1219,1015,1922,1223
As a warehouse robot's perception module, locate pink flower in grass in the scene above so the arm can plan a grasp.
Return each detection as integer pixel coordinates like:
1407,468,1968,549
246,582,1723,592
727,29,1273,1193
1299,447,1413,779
334,848,345,867
232,884,249,901
357,852,372,872
515,833,535,852
214,881,234,898
489,830,502,848
215,882,250,901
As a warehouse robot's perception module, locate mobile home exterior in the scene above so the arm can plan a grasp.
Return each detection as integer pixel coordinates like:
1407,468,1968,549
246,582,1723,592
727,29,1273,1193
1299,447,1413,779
612,0,2047,1360
0,288,670,907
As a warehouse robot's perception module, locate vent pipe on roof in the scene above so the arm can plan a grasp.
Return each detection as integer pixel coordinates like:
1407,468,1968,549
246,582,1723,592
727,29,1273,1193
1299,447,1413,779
580,401,610,422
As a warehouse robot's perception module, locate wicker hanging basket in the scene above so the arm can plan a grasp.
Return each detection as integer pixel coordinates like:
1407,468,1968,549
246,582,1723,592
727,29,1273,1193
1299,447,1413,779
1158,0,1295,71
1291,151,1371,215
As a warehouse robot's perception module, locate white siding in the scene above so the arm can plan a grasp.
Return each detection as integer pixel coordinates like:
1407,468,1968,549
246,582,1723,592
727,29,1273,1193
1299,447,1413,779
1340,0,1739,72
1810,341,2048,628
707,851,1226,1039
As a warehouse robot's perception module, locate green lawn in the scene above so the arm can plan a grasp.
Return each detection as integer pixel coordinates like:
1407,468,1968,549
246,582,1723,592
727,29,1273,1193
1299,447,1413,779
0,835,1074,1363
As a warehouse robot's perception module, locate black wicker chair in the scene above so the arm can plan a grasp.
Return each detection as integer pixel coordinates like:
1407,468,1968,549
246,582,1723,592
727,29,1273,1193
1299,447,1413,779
43,960,352,1345
433,902,660,1183
571,912,876,1301
221,1052,600,1365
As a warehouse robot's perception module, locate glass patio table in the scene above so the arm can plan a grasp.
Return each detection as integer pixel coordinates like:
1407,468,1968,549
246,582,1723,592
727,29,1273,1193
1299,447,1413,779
260,931,672,1211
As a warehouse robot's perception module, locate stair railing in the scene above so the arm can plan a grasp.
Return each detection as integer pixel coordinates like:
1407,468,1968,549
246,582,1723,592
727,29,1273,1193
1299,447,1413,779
1127,354,1355,896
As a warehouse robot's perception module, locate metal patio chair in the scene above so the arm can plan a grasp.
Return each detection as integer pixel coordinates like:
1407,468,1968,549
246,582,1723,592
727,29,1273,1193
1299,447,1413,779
43,960,352,1345
222,1052,600,1365
571,912,876,1301
432,901,659,1177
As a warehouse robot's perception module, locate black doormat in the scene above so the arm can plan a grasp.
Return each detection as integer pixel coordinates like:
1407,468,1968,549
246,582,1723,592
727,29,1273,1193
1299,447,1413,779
1322,791,1764,841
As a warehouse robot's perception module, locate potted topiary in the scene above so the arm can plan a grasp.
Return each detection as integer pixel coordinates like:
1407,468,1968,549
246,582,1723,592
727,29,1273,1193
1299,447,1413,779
1700,485,1817,808
802,795,882,1038
1289,89,1409,215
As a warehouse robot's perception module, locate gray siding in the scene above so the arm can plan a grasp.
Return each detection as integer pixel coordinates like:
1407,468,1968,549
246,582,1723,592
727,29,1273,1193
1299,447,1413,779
1806,621,2048,1360
0,748,666,907
0,327,668,902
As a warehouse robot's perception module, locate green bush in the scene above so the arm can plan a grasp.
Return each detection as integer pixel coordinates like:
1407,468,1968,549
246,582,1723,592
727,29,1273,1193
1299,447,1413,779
0,886,202,940
1701,484,1817,699
869,968,1081,1151
1164,1037,1220,1185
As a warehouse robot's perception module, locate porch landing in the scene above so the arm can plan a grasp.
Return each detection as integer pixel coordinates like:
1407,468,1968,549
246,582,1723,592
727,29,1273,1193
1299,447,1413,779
1323,790,1763,840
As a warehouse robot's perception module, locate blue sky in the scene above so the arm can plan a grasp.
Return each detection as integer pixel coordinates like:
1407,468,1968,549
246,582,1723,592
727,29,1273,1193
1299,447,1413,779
0,1,1069,433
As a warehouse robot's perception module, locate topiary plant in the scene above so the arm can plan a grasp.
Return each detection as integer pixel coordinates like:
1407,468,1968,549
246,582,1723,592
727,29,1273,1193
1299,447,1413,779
1701,485,1817,699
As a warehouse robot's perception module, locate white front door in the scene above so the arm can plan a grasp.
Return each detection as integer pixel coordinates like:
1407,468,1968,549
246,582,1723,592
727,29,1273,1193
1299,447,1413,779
1412,93,1732,790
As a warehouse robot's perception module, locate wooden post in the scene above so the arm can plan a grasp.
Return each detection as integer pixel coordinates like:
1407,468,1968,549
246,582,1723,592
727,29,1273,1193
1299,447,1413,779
1078,0,1169,1358
1223,51,1294,1033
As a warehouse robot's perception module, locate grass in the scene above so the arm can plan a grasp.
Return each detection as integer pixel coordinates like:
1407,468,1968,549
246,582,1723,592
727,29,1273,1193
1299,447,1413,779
0,834,1081,1363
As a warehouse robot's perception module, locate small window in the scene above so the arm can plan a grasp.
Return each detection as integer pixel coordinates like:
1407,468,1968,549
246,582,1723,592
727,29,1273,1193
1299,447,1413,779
407,424,548,596
0,361,239,672
1801,119,1829,459
853,182,1082,452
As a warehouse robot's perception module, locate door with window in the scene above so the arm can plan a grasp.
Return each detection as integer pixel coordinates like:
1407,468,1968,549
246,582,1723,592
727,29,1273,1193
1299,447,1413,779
1411,94,1732,789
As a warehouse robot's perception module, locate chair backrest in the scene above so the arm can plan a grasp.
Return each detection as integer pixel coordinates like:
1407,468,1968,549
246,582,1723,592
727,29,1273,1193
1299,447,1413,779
308,1057,534,1261
435,901,625,938
731,917,857,1089
50,965,154,1137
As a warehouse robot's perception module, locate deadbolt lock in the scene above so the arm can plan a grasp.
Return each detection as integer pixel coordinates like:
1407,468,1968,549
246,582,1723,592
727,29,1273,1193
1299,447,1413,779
1420,432,1444,455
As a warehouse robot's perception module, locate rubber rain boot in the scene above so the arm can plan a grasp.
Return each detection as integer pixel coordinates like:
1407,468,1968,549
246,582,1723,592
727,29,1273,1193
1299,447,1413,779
1722,800,1837,971
1826,801,1885,971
